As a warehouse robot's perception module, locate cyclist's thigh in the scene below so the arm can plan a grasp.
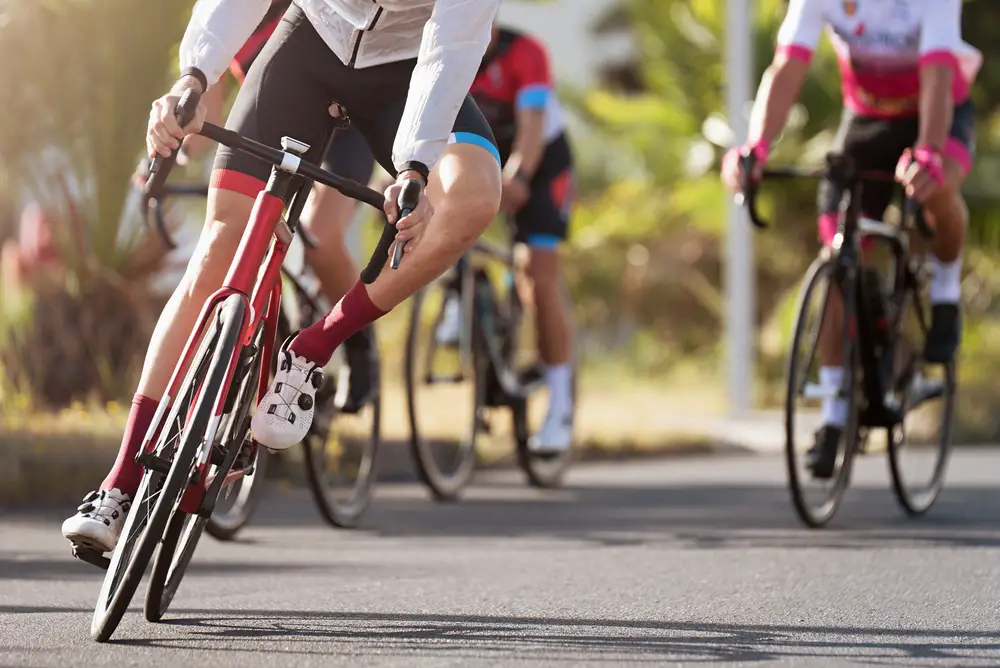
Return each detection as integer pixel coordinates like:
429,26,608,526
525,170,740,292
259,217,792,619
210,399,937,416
346,60,500,177
514,134,574,248
944,99,976,179
321,123,377,184
212,5,340,198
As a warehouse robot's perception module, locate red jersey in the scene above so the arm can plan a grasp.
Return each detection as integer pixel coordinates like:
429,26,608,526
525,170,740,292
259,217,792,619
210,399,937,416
470,28,565,161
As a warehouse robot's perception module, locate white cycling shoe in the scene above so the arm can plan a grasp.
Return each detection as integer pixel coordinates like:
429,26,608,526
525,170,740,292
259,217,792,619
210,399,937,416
61,489,132,553
435,293,462,345
251,345,324,451
528,410,574,456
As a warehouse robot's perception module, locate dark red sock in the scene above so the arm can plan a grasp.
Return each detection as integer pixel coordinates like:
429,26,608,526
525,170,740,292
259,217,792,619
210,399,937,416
290,281,387,365
101,394,159,497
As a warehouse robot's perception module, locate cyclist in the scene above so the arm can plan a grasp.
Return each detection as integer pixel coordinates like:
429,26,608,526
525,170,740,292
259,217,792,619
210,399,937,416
436,21,576,454
179,0,382,414
721,0,981,478
62,0,502,555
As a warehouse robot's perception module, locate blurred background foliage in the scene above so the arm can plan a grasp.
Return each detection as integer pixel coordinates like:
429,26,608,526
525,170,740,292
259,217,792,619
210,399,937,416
1,0,999,438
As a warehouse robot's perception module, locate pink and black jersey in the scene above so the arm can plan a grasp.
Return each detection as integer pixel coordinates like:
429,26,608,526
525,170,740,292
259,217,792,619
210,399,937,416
470,28,565,162
776,0,982,118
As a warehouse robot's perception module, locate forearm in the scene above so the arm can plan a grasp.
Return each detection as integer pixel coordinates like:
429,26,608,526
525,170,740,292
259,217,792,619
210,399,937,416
917,65,954,150
504,111,546,178
747,57,808,145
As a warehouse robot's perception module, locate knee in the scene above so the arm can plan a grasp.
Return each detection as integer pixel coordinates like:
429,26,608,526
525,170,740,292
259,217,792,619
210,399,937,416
431,146,502,246
924,188,968,229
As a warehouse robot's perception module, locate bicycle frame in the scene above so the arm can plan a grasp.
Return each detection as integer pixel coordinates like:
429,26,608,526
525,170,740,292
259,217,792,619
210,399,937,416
741,152,931,430
136,104,397,517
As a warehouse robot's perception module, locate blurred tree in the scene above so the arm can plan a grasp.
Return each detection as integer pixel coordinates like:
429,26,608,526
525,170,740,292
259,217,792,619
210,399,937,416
0,0,194,408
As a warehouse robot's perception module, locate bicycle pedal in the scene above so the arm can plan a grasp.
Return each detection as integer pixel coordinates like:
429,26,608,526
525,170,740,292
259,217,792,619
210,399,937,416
72,545,110,570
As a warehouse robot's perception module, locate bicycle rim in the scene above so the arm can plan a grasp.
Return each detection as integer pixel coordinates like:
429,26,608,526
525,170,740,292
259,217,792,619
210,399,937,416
303,355,382,528
90,294,246,640
784,257,859,528
406,281,482,500
887,280,957,515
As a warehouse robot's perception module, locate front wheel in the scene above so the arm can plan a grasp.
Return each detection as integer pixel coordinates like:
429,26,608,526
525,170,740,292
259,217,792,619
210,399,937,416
886,275,957,515
784,257,860,529
90,294,246,641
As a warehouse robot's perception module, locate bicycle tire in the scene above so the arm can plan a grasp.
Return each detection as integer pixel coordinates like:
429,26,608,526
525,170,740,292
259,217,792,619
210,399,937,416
406,281,484,501
514,370,577,489
204,324,269,541
146,317,261,621
302,352,382,528
784,257,860,529
887,359,957,515
90,294,244,641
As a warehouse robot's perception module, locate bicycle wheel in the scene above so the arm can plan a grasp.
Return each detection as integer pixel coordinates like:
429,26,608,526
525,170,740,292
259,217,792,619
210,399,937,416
784,257,860,528
406,276,485,500
303,344,382,528
90,294,246,642
205,324,270,541
145,324,263,622
887,264,957,515
514,369,577,488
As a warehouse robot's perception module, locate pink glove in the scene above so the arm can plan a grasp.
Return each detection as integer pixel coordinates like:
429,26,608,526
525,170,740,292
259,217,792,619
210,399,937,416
722,139,770,189
897,145,945,186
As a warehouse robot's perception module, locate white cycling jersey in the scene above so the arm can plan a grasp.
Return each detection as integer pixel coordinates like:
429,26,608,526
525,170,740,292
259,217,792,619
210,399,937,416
777,0,982,117
179,0,499,173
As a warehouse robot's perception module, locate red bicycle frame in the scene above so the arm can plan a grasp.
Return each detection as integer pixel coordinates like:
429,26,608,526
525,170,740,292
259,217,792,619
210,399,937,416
141,185,292,515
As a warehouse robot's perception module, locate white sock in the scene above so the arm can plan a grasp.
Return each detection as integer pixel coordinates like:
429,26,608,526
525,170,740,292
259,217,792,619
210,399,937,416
544,363,573,418
929,256,962,304
819,366,848,428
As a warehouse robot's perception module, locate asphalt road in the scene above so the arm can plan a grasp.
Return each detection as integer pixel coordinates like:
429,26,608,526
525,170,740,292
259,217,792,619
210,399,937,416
3,449,1000,667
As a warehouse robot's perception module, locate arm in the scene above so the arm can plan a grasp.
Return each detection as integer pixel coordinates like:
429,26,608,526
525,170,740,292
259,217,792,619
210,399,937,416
391,0,500,181
178,0,271,89
505,37,552,182
916,0,963,151
747,0,823,146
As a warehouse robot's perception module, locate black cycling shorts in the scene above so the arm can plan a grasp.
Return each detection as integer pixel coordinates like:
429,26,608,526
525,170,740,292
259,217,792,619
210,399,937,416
817,100,976,220
212,3,499,197
514,133,574,247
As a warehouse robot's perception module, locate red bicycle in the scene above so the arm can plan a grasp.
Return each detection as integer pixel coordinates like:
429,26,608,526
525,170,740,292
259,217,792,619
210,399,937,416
85,90,419,642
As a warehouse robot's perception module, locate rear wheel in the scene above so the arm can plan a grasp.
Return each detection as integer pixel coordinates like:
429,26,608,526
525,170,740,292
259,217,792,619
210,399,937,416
406,275,485,500
303,344,382,528
90,294,246,642
784,257,860,529
205,324,269,541
515,369,576,489
887,262,957,515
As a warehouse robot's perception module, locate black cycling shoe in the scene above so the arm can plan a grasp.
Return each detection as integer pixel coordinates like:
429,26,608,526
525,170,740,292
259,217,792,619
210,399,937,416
924,302,961,364
338,326,377,414
807,425,843,480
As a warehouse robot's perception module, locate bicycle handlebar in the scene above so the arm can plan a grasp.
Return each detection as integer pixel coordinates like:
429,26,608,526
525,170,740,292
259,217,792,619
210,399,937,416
734,151,930,238
138,87,417,284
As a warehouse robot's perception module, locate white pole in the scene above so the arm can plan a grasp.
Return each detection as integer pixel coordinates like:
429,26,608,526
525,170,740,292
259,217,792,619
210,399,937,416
725,0,755,415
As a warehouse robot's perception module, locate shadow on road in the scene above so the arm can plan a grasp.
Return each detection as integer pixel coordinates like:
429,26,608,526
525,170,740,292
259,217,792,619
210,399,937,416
246,481,1000,551
0,557,354,582
97,608,1000,663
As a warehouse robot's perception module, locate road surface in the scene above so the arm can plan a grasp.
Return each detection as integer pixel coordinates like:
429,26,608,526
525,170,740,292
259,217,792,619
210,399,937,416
3,449,1000,666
